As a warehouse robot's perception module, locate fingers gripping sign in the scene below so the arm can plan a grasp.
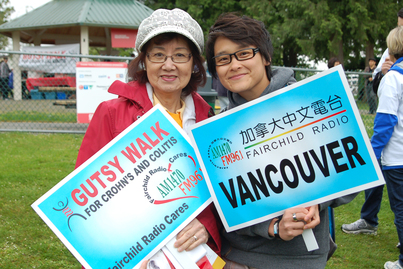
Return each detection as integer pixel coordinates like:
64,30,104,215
303,205,320,229
278,206,320,251
279,208,309,241
174,218,209,252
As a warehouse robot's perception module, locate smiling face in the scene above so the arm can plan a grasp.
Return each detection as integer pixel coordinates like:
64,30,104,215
214,36,270,101
145,36,193,98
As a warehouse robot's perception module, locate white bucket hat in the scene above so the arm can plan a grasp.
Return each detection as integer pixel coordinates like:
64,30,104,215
135,8,204,54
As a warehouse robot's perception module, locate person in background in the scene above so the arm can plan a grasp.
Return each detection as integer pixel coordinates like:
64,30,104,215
8,69,13,97
327,57,341,69
372,8,403,95
341,8,403,242
364,58,378,114
205,13,357,269
76,8,221,268
373,26,403,269
0,56,11,100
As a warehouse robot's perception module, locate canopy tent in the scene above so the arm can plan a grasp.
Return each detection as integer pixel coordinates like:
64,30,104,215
0,0,153,52
0,0,153,100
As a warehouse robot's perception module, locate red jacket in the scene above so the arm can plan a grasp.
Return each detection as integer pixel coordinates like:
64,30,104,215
76,81,221,267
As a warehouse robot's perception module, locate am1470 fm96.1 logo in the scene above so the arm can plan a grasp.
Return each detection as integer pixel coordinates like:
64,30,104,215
207,138,244,170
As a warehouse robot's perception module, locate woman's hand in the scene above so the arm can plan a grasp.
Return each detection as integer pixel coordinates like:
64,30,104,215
139,260,148,269
174,218,209,252
279,205,320,241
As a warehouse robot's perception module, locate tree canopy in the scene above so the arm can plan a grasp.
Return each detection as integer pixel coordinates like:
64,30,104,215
144,0,401,70
0,0,14,50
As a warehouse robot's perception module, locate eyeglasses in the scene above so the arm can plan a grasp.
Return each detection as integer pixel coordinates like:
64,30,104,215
147,52,192,63
213,48,260,66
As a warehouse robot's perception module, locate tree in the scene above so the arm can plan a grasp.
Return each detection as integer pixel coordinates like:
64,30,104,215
144,0,245,43
243,0,401,69
241,0,312,67
142,0,401,70
336,0,399,70
89,47,134,58
0,0,14,50
143,0,177,10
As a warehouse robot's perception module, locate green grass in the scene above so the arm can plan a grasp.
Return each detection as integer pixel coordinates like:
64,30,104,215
327,191,398,268
0,111,76,123
0,132,83,268
0,132,398,268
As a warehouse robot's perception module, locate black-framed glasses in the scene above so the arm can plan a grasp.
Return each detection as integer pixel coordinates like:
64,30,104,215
213,48,260,66
147,52,192,63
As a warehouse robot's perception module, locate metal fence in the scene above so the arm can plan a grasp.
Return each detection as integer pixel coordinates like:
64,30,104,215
0,51,375,137
0,51,132,133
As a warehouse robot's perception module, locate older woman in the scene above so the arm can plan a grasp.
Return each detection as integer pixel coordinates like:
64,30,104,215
76,8,221,268
205,13,357,269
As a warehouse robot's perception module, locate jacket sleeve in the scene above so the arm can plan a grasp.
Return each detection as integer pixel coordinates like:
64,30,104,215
318,192,359,211
75,102,115,168
235,190,359,239
233,219,273,239
371,112,398,159
196,204,222,255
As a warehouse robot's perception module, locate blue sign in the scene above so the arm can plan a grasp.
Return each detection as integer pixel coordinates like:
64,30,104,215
190,66,384,232
32,106,212,269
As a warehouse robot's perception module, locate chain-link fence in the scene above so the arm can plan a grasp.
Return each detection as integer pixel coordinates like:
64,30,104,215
0,50,375,137
0,51,132,133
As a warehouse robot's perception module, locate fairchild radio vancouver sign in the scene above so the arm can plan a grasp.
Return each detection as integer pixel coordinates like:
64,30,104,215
190,66,384,232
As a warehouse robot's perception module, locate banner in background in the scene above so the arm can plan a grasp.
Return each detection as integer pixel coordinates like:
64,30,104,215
19,44,79,73
189,66,385,232
111,28,138,48
32,106,212,269
76,61,127,123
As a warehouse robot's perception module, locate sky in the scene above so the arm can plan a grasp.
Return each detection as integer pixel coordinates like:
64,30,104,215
8,0,52,20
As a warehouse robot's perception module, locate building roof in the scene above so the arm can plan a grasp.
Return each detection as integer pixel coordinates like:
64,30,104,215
0,0,153,46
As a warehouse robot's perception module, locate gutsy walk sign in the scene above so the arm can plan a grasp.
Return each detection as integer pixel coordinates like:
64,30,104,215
189,66,385,232
31,105,212,269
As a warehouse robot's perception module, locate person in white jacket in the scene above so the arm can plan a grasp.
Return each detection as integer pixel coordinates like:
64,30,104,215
375,26,403,269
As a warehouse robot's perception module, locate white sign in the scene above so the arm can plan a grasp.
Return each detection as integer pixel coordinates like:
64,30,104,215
19,44,79,73
76,62,128,123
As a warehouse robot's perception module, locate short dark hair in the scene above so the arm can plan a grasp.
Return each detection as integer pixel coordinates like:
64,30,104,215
327,57,340,69
398,8,403,18
206,13,273,80
128,33,206,96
